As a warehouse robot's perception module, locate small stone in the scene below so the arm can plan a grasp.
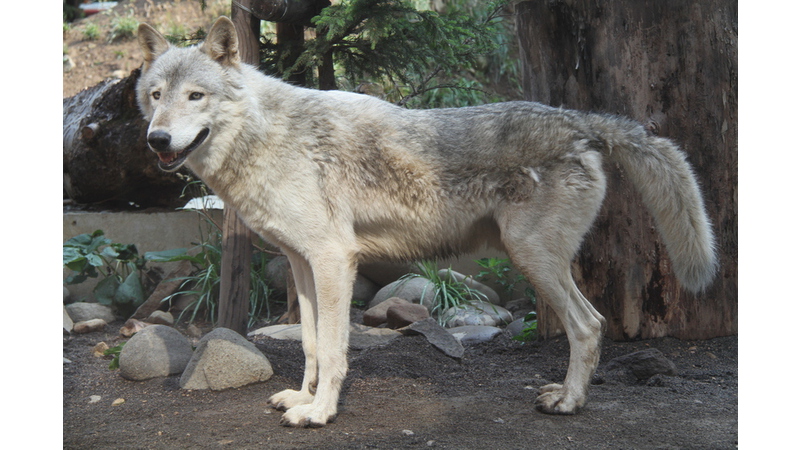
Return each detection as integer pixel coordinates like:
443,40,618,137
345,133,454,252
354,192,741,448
89,395,102,404
120,319,150,337
64,306,74,333
73,318,107,334
186,324,203,339
363,297,411,327
401,318,464,359
402,430,414,436
386,302,429,329
92,342,110,357
111,398,125,406
146,310,174,326
66,303,115,323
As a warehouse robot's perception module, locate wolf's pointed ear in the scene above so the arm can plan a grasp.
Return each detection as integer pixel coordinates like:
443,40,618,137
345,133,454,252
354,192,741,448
202,16,240,67
138,23,170,72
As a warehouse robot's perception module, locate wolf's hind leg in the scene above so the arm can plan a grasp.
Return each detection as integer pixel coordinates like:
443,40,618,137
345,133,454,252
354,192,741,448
499,151,607,414
269,251,318,411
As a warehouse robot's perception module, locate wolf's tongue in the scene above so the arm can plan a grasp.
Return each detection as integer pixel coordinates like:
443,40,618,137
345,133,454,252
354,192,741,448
158,153,176,164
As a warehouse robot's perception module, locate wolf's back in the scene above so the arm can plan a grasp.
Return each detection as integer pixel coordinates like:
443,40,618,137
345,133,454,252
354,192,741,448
591,114,718,293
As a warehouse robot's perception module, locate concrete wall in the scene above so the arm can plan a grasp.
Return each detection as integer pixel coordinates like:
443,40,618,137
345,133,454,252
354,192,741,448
63,210,524,302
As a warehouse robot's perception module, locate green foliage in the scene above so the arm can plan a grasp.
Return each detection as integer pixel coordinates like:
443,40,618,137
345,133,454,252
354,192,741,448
109,12,139,42
475,257,525,301
261,0,516,108
475,257,538,341
104,341,126,370
63,230,196,318
160,201,277,329
82,22,101,41
401,260,487,326
513,311,538,342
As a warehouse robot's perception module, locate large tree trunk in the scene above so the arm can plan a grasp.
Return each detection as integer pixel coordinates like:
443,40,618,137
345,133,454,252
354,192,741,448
516,0,737,340
63,70,187,208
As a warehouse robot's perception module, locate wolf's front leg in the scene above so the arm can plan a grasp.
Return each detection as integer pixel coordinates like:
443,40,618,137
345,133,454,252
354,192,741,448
269,251,318,411
278,253,356,427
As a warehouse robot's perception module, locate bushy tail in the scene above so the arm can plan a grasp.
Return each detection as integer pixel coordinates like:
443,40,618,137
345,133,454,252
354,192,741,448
592,115,718,293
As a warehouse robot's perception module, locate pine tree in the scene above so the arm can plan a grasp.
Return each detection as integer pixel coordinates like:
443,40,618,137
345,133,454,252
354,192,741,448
260,0,515,108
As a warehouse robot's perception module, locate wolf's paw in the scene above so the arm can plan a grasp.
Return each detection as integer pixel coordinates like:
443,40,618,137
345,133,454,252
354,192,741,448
269,389,314,412
279,404,337,428
534,383,584,415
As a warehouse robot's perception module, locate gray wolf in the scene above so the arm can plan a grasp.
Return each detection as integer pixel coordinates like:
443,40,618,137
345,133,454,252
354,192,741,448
136,17,717,427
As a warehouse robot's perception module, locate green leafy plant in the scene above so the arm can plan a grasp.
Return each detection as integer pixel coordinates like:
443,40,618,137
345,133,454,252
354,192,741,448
109,12,139,42
513,311,538,342
104,341,126,370
475,257,526,302
63,230,192,318
400,260,487,326
82,22,100,40
160,193,277,328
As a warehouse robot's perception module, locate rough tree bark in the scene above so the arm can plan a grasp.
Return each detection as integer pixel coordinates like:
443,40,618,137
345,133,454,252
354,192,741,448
63,71,186,208
515,0,737,340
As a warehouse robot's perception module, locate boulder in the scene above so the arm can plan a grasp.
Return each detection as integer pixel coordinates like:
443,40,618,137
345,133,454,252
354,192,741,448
180,328,273,390
443,301,513,328
118,325,193,381
386,303,430,329
369,277,437,310
65,302,116,323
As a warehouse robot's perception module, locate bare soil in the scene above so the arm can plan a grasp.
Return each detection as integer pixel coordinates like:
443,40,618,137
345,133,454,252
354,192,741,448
63,317,736,449
63,2,736,448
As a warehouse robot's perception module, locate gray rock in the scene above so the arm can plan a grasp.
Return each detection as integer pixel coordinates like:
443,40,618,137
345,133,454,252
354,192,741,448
180,328,273,390
505,317,537,338
363,297,411,327
265,255,290,293
65,302,116,323
119,325,193,381
400,318,464,359
386,302,430,329
146,310,174,326
348,324,402,350
448,325,502,345
248,323,402,350
602,348,678,384
352,273,380,306
63,306,74,333
370,277,437,310
443,301,513,328
63,286,71,303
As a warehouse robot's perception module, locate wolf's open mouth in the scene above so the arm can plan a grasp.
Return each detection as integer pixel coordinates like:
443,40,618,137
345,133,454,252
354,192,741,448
157,128,210,172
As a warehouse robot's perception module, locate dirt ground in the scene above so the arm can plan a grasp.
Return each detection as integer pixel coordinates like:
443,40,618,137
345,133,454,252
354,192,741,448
63,317,737,449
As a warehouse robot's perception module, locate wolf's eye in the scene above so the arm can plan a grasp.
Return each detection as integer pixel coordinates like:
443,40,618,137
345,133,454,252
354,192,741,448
152,91,161,100
189,92,204,101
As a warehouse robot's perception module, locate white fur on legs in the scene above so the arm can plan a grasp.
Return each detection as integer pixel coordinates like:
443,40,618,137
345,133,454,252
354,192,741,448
269,251,318,412
533,277,605,414
277,251,356,427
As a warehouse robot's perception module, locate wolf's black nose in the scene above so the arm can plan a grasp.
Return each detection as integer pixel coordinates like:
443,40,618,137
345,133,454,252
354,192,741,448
147,130,172,151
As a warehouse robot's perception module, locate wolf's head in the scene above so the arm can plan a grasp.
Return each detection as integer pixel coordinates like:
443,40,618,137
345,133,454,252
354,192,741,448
136,17,242,173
